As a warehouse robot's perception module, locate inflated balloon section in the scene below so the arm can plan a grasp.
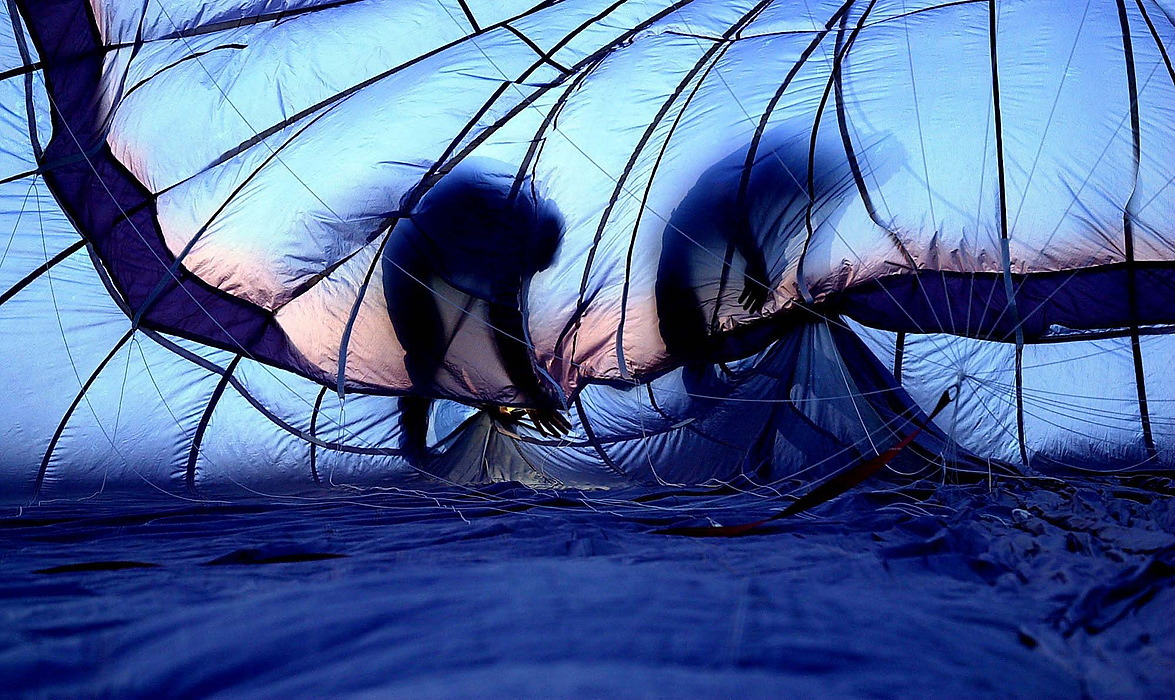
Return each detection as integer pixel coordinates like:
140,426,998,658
2,0,1173,503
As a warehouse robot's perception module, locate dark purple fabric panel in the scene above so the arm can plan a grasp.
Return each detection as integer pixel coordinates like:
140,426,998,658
15,0,292,362
833,263,1175,343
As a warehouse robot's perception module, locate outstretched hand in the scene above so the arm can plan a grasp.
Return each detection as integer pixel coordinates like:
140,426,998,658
492,403,571,437
739,261,770,314
525,406,571,437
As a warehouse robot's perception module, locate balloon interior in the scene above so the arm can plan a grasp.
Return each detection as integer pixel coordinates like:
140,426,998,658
3,0,1175,505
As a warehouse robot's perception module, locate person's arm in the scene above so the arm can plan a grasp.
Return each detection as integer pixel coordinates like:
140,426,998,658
731,212,770,314
486,301,570,436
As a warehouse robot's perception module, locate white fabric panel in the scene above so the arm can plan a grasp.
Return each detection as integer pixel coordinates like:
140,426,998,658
0,177,78,291
194,386,319,494
44,332,222,498
998,0,1135,270
898,332,1022,465
3,250,137,496
1140,332,1175,465
1022,337,1149,468
838,1,1002,275
109,0,487,192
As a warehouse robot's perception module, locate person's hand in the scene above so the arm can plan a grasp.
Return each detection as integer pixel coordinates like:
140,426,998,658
525,406,571,437
739,258,770,314
491,398,571,437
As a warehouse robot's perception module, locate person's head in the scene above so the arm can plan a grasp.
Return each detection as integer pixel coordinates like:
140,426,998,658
515,187,563,274
410,157,564,273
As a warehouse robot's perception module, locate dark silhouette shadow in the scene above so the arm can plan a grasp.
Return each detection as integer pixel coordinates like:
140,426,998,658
657,202,770,363
383,158,567,458
657,127,860,364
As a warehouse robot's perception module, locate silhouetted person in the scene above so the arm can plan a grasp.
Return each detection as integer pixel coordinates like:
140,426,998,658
383,158,570,459
657,127,855,363
658,208,769,362
657,156,774,364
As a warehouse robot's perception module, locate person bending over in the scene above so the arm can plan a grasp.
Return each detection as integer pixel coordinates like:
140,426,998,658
383,159,571,459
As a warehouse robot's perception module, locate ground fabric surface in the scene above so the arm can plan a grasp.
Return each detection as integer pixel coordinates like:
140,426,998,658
2,477,1173,698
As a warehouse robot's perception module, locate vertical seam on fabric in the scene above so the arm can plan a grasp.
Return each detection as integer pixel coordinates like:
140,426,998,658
309,385,328,485
34,328,136,499
893,330,905,383
833,8,917,271
724,0,857,321
795,1,877,307
1015,342,1027,465
6,0,42,162
988,0,1027,464
456,0,481,32
574,396,628,478
1115,0,1157,458
186,354,242,494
